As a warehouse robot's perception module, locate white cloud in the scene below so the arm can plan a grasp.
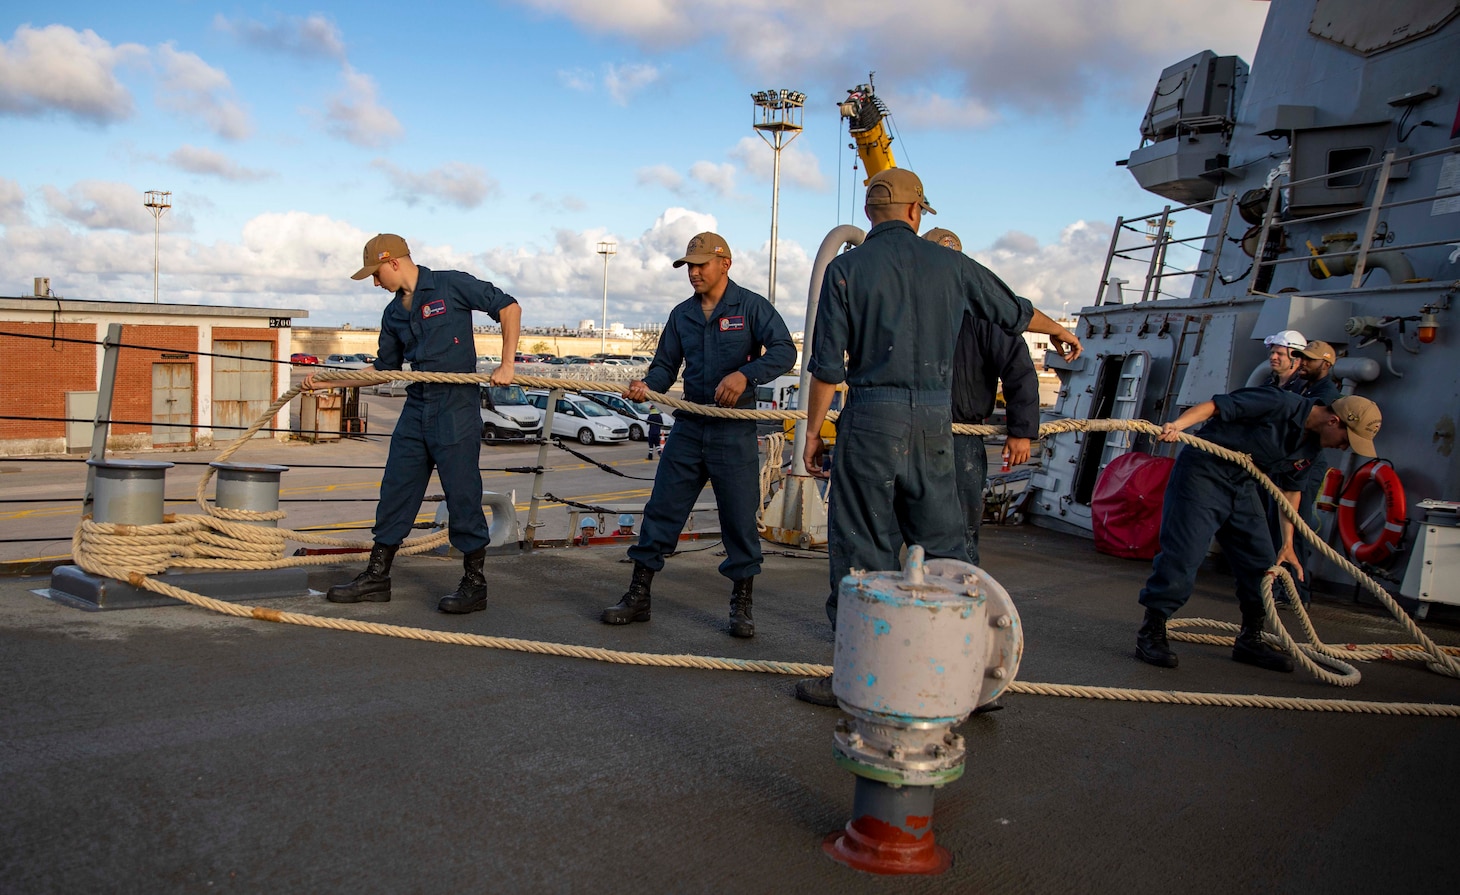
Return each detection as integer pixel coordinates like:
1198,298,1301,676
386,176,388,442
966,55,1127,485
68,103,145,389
557,68,595,92
167,145,271,182
604,62,662,105
370,159,498,209
0,178,27,226
688,161,736,197
890,91,999,131
971,220,1115,317
513,0,1267,117
529,192,588,213
213,13,347,61
636,164,684,192
324,65,403,147
41,181,160,233
0,25,145,124
555,62,661,104
730,135,827,191
154,43,252,140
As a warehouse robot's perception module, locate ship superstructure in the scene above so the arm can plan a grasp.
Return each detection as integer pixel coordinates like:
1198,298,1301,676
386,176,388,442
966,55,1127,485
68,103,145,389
1027,0,1460,606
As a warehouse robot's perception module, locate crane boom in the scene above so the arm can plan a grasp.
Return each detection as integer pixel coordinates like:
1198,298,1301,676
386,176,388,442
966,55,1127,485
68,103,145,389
838,76,897,181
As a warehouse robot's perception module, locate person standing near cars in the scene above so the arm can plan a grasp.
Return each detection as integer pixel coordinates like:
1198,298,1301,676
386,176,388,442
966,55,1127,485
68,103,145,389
306,233,521,614
645,404,664,460
602,232,796,638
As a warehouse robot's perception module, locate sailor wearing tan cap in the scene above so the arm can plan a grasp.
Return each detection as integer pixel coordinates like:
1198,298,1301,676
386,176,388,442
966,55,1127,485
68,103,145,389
1135,387,1382,672
602,232,796,638
794,167,1082,706
308,233,522,615
1273,339,1342,604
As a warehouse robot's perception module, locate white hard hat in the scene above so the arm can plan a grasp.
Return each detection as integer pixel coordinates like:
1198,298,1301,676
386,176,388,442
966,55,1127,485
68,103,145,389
1263,329,1307,350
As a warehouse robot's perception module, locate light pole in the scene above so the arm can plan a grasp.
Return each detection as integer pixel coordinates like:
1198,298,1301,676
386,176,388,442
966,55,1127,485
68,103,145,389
596,240,616,355
752,89,805,306
143,190,171,303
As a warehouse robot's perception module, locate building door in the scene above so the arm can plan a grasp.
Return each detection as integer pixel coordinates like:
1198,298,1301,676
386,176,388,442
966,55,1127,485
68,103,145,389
213,340,273,439
151,363,194,446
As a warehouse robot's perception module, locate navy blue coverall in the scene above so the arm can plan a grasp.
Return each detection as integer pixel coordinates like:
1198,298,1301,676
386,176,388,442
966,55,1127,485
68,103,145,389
1139,388,1321,620
1272,373,1341,600
951,313,1041,567
373,266,518,553
807,220,1034,620
628,279,796,581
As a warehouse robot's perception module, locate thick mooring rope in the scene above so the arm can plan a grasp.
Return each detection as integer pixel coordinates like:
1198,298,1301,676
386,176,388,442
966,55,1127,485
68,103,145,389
67,370,1460,718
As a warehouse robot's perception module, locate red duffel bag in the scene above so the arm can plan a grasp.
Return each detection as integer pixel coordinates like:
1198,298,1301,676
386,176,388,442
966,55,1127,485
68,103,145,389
1091,452,1175,560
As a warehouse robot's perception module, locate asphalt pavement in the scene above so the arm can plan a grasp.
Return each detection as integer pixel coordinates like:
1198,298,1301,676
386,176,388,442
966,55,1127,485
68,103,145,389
3,520,1459,893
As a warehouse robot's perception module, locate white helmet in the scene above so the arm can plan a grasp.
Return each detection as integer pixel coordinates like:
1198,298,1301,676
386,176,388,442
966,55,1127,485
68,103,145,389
1263,329,1307,350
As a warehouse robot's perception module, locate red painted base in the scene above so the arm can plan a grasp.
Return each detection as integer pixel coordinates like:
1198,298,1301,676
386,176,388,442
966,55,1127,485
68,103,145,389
821,817,952,876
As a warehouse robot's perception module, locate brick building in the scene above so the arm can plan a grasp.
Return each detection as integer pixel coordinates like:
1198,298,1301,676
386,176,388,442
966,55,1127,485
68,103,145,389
0,297,306,456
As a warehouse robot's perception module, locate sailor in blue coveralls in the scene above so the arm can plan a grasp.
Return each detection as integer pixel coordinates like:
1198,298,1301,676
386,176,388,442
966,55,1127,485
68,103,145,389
601,232,795,638
794,169,1083,706
923,227,1042,568
1134,388,1382,671
308,234,521,614
1276,340,1343,605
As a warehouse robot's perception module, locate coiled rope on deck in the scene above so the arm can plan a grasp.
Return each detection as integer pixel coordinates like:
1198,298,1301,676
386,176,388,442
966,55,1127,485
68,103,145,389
65,369,1460,717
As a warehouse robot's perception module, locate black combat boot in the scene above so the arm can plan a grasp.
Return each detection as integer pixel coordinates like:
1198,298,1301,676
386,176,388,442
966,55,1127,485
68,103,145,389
602,563,653,624
1135,608,1179,668
326,543,397,603
438,548,488,614
728,577,755,638
1232,607,1294,673
794,675,837,707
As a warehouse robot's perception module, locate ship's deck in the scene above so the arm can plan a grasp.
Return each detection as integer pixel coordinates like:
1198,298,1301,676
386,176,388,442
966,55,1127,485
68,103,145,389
3,523,1458,892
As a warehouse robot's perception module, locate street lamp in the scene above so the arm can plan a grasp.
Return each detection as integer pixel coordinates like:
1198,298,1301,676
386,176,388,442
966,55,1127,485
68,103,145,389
751,89,805,306
143,190,171,303
596,240,617,355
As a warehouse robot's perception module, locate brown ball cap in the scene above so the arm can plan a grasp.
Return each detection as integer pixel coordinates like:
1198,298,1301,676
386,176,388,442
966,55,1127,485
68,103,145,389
352,234,411,280
672,232,732,268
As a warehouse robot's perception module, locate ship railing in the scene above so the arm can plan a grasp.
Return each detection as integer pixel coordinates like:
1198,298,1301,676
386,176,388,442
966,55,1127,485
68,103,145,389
1246,144,1460,294
1093,192,1239,306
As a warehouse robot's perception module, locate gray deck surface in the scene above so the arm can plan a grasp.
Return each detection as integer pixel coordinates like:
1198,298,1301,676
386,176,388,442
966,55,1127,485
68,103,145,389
3,525,1458,893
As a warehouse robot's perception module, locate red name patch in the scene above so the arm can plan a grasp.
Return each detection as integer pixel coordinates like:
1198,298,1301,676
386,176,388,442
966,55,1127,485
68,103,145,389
719,316,745,332
422,299,447,319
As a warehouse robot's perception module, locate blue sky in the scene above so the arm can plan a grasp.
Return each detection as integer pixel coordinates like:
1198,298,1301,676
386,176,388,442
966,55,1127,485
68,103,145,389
0,1,1269,331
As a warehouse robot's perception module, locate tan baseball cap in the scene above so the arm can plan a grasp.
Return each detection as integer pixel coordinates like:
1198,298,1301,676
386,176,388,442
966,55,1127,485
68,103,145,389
672,232,732,268
866,168,936,214
923,227,962,251
1330,395,1381,457
352,233,411,280
1295,340,1336,364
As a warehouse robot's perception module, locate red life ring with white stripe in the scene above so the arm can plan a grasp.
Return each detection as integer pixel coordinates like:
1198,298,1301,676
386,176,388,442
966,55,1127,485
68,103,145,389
1336,459,1407,564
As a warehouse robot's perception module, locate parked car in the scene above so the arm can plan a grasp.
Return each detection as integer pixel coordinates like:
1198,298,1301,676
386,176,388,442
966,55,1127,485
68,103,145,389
476,355,502,372
481,385,544,441
290,353,319,365
525,390,629,444
580,390,674,441
325,353,372,369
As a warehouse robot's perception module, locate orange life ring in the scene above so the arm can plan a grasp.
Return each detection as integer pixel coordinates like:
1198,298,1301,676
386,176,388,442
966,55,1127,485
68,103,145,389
1336,459,1407,563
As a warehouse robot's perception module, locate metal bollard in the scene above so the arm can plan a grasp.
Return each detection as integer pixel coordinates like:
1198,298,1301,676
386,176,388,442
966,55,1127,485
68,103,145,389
87,459,174,525
823,545,1023,875
210,462,288,527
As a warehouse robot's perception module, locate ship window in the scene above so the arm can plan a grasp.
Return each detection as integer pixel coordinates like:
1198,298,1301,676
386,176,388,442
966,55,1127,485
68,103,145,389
1326,147,1372,188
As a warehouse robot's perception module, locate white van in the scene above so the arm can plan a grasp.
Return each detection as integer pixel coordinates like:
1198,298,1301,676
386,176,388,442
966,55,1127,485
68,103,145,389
755,374,801,411
481,384,544,442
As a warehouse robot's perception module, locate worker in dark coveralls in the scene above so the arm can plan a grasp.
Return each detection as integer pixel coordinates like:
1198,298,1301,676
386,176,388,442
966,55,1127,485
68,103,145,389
306,234,521,614
1275,339,1343,605
924,227,1041,568
645,405,664,460
602,232,795,638
1135,389,1382,671
793,169,1082,706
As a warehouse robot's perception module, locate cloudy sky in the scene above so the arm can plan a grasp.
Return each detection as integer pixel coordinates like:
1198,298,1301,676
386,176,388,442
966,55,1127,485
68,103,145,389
0,1,1270,331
